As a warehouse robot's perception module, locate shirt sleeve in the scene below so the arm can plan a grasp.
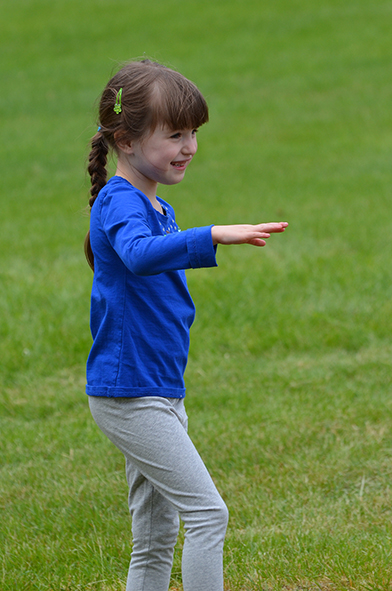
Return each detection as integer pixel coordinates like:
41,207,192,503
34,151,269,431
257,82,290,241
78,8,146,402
100,189,218,276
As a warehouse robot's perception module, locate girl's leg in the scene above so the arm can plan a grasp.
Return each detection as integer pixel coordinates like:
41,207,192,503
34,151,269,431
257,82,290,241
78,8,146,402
89,396,228,591
125,460,180,591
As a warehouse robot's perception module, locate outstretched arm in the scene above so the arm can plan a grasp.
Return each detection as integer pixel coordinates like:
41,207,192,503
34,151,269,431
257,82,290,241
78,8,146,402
211,222,288,247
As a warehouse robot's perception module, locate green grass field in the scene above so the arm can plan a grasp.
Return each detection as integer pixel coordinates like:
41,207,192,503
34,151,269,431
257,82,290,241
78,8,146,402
1,1,392,589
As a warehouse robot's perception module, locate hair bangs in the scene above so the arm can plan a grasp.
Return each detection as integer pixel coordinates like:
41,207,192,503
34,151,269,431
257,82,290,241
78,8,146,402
149,73,209,132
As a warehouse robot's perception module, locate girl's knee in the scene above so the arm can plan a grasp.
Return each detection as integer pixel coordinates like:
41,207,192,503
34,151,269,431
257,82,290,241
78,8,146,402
132,510,179,550
215,498,229,533
183,496,229,540
132,523,179,556
221,499,229,527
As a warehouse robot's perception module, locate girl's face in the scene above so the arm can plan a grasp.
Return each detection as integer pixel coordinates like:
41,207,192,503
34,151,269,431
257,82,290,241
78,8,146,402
117,125,198,198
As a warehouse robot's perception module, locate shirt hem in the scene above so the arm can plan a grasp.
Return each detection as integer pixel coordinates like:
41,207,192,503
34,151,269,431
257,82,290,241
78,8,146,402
86,386,186,399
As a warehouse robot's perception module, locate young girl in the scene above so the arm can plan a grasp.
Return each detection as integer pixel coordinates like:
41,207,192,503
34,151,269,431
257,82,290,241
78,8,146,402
85,59,287,591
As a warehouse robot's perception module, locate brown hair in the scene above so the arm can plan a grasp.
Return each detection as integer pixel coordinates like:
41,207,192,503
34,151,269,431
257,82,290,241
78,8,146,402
84,59,209,270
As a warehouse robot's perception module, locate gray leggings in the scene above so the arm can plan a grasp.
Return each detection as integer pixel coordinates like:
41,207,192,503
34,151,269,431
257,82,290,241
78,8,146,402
88,396,229,591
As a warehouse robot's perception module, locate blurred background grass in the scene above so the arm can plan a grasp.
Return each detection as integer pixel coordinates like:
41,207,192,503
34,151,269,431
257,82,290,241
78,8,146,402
1,1,392,589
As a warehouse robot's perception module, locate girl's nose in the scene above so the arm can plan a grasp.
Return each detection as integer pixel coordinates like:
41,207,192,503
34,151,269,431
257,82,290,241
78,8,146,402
182,134,198,155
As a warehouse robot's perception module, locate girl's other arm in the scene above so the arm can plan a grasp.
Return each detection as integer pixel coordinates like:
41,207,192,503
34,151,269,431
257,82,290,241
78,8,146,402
211,222,288,247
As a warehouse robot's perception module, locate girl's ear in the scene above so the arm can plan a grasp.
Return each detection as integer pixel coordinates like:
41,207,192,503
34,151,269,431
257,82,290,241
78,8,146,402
114,131,134,155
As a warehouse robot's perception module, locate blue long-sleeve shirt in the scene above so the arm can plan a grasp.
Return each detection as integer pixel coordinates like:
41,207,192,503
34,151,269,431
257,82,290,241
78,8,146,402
86,176,217,398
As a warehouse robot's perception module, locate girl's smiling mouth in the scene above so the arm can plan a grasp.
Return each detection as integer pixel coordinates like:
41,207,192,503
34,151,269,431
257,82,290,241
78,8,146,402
171,159,191,170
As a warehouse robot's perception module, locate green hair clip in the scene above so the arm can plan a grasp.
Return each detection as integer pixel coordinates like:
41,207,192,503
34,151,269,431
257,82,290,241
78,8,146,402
114,88,123,114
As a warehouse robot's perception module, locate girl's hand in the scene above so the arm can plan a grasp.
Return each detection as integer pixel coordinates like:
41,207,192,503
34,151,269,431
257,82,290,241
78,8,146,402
211,222,288,247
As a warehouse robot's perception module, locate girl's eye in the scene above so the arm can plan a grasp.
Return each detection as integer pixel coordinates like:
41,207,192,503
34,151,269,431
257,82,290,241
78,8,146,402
170,129,198,139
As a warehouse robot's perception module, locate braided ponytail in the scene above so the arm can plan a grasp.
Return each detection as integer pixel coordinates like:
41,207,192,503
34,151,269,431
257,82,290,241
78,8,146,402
88,131,109,206
84,130,109,271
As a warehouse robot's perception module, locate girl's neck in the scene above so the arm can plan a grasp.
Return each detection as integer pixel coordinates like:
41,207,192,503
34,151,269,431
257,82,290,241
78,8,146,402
115,164,163,214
